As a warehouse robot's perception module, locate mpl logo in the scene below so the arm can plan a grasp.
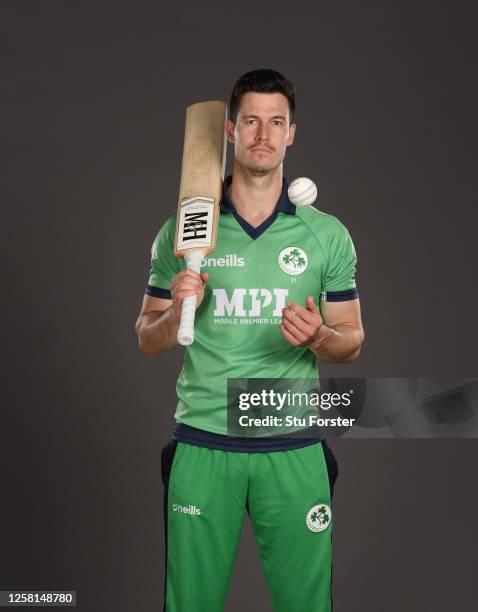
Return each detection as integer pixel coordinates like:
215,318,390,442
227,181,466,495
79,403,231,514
213,288,289,317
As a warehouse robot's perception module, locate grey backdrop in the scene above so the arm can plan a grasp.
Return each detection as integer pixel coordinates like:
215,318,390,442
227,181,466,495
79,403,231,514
1,2,477,610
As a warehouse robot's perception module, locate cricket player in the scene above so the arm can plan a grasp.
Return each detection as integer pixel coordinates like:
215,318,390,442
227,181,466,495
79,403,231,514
135,69,364,611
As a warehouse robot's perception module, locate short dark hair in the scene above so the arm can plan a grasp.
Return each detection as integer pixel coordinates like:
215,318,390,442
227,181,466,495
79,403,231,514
229,69,296,124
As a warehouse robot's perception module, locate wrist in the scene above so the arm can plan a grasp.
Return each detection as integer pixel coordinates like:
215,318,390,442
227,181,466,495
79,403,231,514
310,324,335,351
166,304,181,327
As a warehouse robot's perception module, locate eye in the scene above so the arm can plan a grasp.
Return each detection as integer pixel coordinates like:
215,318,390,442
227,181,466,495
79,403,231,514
245,118,257,125
272,119,284,127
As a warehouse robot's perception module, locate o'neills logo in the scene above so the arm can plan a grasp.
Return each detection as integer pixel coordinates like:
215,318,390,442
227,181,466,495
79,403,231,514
172,503,201,516
201,254,245,268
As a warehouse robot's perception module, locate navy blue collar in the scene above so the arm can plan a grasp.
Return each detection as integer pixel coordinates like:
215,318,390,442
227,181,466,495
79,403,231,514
219,175,295,240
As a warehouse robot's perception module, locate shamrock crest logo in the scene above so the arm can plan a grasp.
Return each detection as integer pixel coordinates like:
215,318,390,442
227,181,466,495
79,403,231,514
278,246,308,276
306,503,332,533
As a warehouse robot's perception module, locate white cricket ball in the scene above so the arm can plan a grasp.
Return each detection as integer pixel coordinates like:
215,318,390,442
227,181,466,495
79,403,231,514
288,177,318,207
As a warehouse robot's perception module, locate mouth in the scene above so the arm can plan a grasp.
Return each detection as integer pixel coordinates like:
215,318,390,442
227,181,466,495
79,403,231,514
250,147,273,153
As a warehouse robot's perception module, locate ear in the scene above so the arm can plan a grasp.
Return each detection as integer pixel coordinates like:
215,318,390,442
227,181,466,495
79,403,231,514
287,123,296,146
225,119,235,144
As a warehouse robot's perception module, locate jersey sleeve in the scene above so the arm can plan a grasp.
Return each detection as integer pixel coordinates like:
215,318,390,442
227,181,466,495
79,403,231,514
321,222,359,302
146,216,180,299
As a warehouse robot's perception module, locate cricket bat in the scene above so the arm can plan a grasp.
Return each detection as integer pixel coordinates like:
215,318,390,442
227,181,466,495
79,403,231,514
174,100,227,346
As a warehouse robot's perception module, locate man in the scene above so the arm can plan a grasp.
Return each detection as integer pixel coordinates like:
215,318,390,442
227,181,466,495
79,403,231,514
136,69,364,612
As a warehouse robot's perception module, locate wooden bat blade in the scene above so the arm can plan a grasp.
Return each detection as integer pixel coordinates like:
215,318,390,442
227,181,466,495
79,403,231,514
174,100,227,346
174,100,227,257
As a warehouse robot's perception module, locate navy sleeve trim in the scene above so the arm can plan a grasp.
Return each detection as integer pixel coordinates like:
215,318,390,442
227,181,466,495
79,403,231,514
321,288,359,302
145,285,171,299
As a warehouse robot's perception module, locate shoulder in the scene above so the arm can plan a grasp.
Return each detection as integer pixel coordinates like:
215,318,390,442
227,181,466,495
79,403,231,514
295,206,351,242
159,214,177,234
150,214,177,257
153,214,177,242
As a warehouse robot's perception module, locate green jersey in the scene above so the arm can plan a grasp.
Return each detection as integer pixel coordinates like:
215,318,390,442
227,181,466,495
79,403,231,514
147,177,358,435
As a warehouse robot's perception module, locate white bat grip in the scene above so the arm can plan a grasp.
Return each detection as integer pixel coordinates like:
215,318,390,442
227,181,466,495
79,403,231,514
177,251,204,346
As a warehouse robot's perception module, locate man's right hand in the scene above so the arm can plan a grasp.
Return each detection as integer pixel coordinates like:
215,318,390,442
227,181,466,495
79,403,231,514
170,269,209,320
136,269,209,356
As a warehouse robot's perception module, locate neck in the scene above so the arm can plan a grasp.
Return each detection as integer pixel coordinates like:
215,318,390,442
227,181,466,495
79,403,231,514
229,162,283,228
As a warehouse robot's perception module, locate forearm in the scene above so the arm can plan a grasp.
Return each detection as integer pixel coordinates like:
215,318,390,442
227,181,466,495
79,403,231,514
310,324,364,363
136,307,179,356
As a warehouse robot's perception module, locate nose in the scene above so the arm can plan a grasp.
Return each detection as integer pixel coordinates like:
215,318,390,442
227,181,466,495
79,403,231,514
255,121,270,142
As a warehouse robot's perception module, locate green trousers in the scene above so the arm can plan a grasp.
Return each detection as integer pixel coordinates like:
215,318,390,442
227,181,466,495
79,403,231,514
161,440,338,612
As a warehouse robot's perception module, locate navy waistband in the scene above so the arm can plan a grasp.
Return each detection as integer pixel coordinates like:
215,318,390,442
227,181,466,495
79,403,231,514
172,423,324,453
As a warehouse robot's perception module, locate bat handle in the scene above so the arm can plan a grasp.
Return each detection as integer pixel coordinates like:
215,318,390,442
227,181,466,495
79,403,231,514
177,251,204,346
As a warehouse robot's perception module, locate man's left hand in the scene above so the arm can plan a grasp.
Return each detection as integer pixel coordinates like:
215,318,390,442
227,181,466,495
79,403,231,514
280,296,334,348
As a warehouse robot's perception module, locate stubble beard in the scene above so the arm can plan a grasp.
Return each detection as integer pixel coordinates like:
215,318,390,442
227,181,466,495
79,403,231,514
237,150,284,176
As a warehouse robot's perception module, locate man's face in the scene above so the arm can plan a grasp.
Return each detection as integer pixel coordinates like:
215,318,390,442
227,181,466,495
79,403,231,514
226,92,296,175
